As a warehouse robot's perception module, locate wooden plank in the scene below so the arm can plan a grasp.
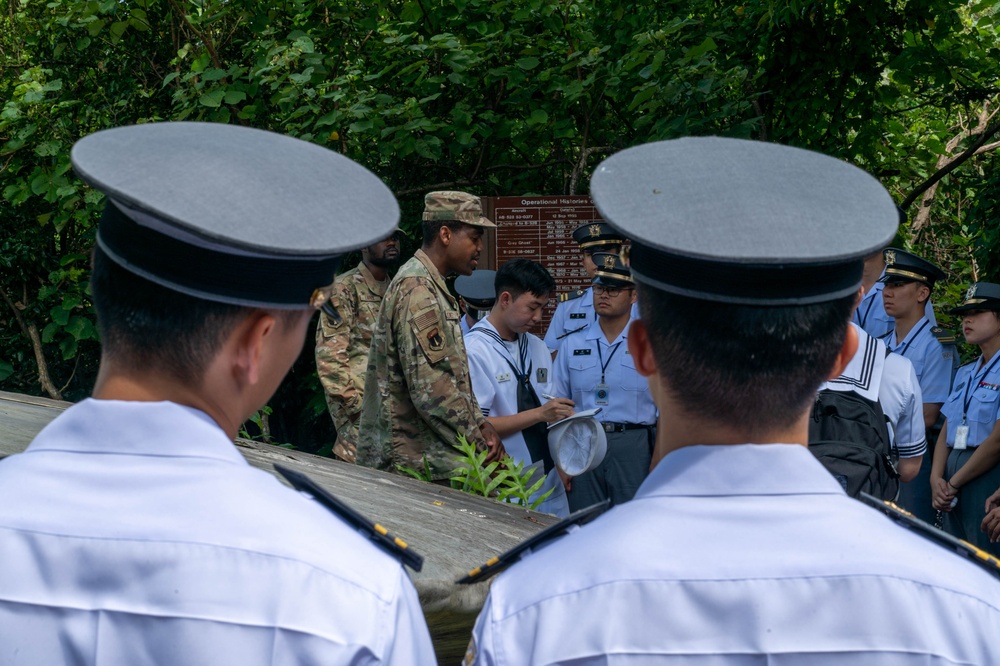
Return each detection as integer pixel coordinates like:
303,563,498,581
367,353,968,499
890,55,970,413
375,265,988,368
0,391,554,661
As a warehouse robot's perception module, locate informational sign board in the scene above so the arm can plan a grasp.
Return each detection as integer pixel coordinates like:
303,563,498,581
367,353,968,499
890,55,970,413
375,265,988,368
482,196,604,335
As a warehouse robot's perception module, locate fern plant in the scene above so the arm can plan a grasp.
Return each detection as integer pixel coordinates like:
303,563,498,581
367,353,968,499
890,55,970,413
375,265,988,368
450,433,555,511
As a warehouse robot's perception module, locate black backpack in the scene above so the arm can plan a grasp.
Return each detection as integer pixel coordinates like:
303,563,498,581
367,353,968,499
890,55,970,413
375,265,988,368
808,348,900,500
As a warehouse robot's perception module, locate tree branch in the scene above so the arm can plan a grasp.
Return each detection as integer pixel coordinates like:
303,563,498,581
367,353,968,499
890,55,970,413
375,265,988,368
0,284,62,400
902,120,1000,214
165,0,224,71
569,146,611,195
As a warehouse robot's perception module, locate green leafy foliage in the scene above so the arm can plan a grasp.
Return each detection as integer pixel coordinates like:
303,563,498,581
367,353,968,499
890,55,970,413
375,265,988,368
2,0,999,442
450,433,554,510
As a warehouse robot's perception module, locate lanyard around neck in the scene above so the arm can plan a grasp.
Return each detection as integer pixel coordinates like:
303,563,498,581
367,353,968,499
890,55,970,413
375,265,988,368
889,319,930,358
962,352,1000,420
596,339,624,384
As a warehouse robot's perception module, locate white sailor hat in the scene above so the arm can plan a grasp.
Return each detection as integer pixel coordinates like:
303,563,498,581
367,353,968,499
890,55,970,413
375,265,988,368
72,122,399,312
590,137,899,305
547,409,607,476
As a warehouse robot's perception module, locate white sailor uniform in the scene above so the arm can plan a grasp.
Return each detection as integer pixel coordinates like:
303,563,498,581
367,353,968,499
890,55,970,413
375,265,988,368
466,319,569,517
820,323,926,463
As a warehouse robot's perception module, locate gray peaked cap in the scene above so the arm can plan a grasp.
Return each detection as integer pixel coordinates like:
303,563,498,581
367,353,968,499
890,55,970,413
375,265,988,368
590,137,899,305
455,269,498,308
72,122,399,309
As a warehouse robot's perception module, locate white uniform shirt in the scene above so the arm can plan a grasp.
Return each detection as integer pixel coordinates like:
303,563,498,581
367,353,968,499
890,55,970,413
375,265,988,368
821,323,926,459
0,399,434,665
469,443,1000,664
467,319,569,517
881,316,954,404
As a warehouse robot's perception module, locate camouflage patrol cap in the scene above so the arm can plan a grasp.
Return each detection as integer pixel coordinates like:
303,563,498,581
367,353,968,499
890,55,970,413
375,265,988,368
422,191,496,228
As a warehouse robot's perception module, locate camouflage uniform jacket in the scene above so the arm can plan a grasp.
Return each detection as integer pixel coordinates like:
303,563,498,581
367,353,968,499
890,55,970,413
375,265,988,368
356,249,487,480
315,261,388,462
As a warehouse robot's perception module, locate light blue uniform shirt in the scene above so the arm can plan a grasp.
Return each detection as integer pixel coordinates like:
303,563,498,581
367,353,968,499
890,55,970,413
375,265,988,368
543,286,594,352
460,313,474,337
544,287,641,352
942,355,1000,448
881,316,954,403
551,318,656,425
469,444,1000,664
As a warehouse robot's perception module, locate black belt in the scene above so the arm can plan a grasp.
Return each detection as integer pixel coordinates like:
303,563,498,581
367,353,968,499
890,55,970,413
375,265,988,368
601,422,653,433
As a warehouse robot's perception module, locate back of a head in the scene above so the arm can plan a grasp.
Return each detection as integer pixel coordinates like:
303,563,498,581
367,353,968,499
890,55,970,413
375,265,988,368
590,137,898,436
90,245,250,386
495,258,555,301
637,287,855,434
73,122,401,386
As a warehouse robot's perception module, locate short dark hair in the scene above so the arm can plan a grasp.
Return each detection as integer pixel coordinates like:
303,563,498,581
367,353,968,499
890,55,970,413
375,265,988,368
495,258,556,301
638,283,855,437
91,245,252,386
421,219,466,247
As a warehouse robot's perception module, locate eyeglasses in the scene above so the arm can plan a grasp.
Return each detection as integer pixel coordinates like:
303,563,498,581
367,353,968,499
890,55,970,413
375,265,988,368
593,285,632,297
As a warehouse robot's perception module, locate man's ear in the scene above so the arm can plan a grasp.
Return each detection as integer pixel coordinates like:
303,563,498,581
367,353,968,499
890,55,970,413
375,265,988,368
627,319,657,378
827,323,859,380
232,311,276,387
917,283,931,305
439,224,452,247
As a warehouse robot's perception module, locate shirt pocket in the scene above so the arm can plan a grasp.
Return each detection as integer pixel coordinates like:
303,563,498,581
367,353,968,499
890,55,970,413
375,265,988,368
942,383,964,424
568,355,599,395
618,352,647,391
973,386,1000,426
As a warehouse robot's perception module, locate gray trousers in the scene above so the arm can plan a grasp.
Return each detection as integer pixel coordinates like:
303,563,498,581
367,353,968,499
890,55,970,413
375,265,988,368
567,428,653,512
943,448,1000,556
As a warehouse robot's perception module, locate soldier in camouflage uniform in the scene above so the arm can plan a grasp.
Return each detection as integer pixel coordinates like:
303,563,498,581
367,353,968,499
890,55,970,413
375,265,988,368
315,231,402,461
356,191,505,480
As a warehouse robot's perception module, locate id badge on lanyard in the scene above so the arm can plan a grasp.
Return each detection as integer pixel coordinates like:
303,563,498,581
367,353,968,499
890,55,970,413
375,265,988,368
954,420,969,450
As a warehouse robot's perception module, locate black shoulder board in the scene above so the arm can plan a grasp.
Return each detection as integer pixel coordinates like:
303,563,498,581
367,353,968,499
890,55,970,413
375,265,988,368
573,348,592,356
559,289,586,303
859,493,1000,579
931,326,956,344
275,464,423,571
456,500,609,585
556,324,588,341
